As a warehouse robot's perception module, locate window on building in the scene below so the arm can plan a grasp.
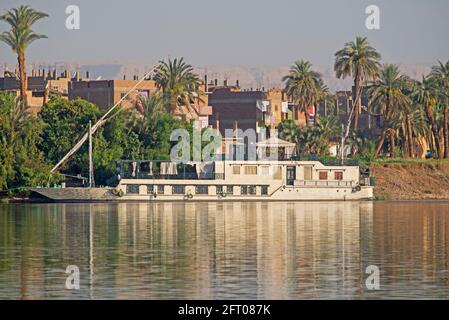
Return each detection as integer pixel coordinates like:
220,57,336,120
261,186,268,195
157,185,165,195
126,185,139,194
147,185,154,194
241,186,248,195
334,171,344,180
216,186,223,195
196,185,209,195
233,166,241,175
319,171,328,180
248,186,257,195
244,166,257,175
172,185,185,194
226,186,234,195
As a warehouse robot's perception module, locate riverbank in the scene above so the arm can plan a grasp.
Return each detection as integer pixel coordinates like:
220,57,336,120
371,161,449,200
2,161,449,203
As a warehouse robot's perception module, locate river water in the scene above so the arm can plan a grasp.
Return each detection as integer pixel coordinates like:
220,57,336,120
0,201,448,299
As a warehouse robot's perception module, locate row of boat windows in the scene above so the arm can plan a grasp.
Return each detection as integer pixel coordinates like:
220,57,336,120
232,165,344,180
232,165,282,179
126,185,269,196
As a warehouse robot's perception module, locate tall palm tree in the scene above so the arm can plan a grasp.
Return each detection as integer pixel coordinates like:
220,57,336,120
368,64,411,157
430,60,449,158
0,5,48,106
283,60,323,127
334,37,381,130
413,77,442,158
392,103,428,158
152,57,202,118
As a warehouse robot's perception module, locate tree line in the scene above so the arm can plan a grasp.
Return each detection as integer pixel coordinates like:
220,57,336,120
280,37,449,160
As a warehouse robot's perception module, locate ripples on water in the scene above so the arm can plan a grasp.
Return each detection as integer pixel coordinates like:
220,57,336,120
1,201,449,299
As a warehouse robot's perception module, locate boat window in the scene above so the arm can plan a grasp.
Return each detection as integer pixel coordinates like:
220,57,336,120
216,186,223,195
147,185,154,194
157,185,165,194
261,186,268,195
244,166,257,175
172,185,185,195
226,186,234,195
335,171,344,180
304,166,313,180
232,166,241,175
241,186,248,195
248,186,257,195
196,186,209,195
126,185,139,194
273,166,282,180
260,166,270,175
319,171,328,180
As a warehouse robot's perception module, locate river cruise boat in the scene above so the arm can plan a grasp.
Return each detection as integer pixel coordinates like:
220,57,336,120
31,157,374,202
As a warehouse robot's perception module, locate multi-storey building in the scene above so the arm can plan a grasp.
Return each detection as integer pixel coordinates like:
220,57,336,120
207,80,291,136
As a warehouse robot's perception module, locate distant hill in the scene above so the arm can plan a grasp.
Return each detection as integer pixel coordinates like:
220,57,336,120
117,63,433,92
1,63,432,92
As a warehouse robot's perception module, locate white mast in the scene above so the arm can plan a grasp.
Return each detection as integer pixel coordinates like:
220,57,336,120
89,121,94,188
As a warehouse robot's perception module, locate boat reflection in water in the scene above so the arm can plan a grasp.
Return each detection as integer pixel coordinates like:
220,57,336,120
1,201,449,299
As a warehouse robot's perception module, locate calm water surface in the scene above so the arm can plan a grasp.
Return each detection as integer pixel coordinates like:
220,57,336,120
1,201,449,299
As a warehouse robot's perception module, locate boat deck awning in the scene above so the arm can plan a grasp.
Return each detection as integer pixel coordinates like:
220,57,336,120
256,137,296,148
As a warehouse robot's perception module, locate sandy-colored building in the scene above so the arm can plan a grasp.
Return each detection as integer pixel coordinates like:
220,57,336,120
0,69,75,115
68,78,158,111
69,78,212,125
207,80,292,136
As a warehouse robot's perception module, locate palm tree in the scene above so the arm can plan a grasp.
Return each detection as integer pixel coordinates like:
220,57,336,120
152,57,202,118
392,103,428,158
0,5,48,106
334,37,381,130
283,60,323,127
135,94,166,134
368,64,411,157
413,77,442,158
278,119,299,143
315,116,340,141
430,60,449,158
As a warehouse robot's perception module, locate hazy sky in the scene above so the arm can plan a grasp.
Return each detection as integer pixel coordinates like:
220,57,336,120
0,0,448,67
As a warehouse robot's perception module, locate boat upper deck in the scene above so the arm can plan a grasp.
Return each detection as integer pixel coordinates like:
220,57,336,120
117,157,362,182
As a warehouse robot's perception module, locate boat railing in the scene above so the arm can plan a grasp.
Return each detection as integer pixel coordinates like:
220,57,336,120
121,172,225,180
294,180,355,187
291,156,359,166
